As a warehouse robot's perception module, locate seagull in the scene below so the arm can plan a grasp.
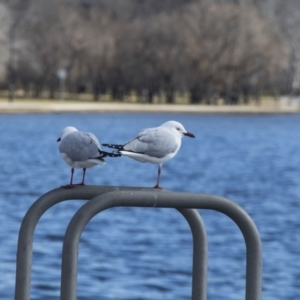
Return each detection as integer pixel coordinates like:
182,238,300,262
57,126,120,188
102,121,195,188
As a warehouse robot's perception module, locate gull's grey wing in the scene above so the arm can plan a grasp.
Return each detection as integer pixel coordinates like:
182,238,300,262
59,131,100,161
123,127,179,158
83,132,102,149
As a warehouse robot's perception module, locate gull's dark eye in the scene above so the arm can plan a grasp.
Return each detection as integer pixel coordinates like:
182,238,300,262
176,127,180,131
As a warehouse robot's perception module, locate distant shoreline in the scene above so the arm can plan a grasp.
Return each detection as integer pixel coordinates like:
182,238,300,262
0,100,299,114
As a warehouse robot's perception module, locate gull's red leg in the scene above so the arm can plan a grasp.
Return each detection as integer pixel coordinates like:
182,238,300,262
75,168,86,186
61,168,75,188
154,164,163,189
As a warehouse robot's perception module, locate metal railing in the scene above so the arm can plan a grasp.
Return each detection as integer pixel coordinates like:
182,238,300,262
14,186,262,300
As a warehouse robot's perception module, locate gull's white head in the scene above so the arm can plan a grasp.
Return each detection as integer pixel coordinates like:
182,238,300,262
161,121,195,138
57,126,78,142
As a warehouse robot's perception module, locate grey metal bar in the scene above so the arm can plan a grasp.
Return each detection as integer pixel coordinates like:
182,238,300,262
177,209,207,300
60,190,261,300
14,186,165,300
61,202,207,300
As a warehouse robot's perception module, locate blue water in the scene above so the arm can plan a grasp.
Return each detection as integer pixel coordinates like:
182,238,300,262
1,113,300,300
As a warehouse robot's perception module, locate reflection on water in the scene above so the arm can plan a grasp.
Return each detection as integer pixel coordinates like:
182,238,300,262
1,113,300,299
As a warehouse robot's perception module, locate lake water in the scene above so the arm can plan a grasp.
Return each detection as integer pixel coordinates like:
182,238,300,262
0,113,300,300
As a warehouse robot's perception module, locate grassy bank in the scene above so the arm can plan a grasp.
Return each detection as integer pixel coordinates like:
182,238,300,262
0,96,298,114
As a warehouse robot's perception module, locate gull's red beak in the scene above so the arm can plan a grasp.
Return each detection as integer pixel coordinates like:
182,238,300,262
57,137,61,142
184,132,195,138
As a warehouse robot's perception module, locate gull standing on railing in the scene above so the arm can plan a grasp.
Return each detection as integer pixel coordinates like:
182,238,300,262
57,126,120,188
103,121,195,188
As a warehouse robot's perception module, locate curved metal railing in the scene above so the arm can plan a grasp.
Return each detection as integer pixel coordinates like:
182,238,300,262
14,186,262,300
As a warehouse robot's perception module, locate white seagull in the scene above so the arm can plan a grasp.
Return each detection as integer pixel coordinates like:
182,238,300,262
57,126,120,188
102,120,195,188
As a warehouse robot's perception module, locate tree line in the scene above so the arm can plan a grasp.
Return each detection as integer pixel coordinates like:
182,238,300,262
1,0,299,104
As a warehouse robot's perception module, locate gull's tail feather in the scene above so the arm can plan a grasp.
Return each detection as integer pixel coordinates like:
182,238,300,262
99,150,122,158
102,144,124,150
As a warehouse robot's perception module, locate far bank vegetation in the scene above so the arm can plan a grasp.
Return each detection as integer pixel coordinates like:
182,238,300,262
1,0,298,105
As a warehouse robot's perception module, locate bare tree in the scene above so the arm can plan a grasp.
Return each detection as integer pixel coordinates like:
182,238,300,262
0,3,10,86
5,0,31,101
18,1,86,98
0,0,294,104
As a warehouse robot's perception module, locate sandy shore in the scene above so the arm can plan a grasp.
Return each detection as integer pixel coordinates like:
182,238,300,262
0,100,299,114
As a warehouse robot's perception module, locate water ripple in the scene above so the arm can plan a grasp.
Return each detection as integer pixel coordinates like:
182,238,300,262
1,113,300,299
